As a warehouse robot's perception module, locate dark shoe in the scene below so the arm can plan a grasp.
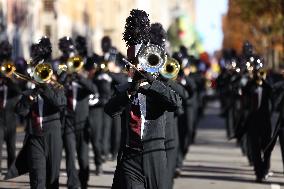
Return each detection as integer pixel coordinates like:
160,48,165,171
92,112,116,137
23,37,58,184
111,154,117,161
101,155,106,163
174,168,181,178
106,154,112,161
255,177,264,183
95,165,103,176
263,171,273,180
248,161,253,166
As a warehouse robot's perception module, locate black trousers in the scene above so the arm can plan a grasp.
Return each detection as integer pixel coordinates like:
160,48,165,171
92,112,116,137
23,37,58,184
88,108,103,166
63,122,89,189
0,123,16,172
111,116,121,158
278,127,284,172
101,112,112,156
240,134,253,165
226,107,235,139
176,106,193,169
112,147,167,189
165,140,178,189
28,126,62,189
248,131,271,178
165,117,179,189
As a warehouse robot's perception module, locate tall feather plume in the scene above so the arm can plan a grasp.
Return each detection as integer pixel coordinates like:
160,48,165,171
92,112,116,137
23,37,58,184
0,40,12,60
30,36,52,64
123,9,150,47
150,23,167,49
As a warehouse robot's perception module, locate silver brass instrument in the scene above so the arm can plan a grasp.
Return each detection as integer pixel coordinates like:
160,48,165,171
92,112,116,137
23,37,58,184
137,44,167,73
159,57,180,80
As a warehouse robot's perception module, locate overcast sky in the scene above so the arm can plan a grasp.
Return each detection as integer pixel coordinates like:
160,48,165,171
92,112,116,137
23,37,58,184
195,0,228,54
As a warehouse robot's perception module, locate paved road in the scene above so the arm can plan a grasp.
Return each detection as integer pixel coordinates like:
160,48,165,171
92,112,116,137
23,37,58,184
0,100,283,189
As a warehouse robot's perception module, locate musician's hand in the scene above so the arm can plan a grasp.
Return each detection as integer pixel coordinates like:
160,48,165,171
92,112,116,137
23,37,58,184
71,72,79,80
29,95,35,101
128,81,139,96
140,82,149,87
158,74,169,83
27,88,39,102
132,70,145,83
144,72,155,84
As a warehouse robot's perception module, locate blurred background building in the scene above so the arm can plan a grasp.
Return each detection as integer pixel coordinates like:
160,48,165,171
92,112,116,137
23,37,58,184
0,0,197,58
0,0,282,69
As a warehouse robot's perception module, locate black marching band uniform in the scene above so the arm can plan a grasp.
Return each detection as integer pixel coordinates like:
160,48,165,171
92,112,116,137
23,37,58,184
242,67,272,182
57,36,98,189
105,9,182,189
5,37,66,188
0,41,21,174
98,36,117,161
220,41,275,183
1,8,283,189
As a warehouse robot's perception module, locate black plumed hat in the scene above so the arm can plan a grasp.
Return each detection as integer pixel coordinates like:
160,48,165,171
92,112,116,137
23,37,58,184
58,36,74,54
242,40,253,56
101,36,112,53
30,36,52,64
75,35,87,56
38,36,52,60
0,40,12,60
150,23,167,49
123,9,150,47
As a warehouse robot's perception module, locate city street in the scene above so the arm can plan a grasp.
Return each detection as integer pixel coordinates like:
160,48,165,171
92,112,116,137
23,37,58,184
0,0,282,188
0,100,283,189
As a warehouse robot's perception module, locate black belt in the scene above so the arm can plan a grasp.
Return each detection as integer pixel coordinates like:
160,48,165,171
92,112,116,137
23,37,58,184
42,113,60,123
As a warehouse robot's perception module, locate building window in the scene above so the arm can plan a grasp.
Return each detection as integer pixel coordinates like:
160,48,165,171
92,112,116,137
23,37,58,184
45,25,51,37
43,0,54,12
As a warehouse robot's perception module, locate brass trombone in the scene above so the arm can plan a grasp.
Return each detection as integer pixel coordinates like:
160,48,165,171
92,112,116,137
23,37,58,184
159,57,180,80
33,63,63,88
1,61,34,83
66,55,84,73
1,61,63,88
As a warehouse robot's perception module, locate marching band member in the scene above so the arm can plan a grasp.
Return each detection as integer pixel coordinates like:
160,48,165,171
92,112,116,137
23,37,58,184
150,22,188,188
241,61,272,182
98,36,115,161
173,51,196,176
0,40,21,175
5,37,66,189
105,9,182,189
58,36,98,189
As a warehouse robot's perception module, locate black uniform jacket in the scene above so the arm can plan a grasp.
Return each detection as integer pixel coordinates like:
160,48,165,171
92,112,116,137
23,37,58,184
62,74,97,130
164,79,189,145
0,78,21,126
104,80,182,152
90,71,112,108
5,84,67,180
236,80,272,138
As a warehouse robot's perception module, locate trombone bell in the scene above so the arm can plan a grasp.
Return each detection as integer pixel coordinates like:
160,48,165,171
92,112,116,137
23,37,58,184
33,63,53,83
67,56,84,73
159,57,180,80
138,44,167,73
1,62,16,77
